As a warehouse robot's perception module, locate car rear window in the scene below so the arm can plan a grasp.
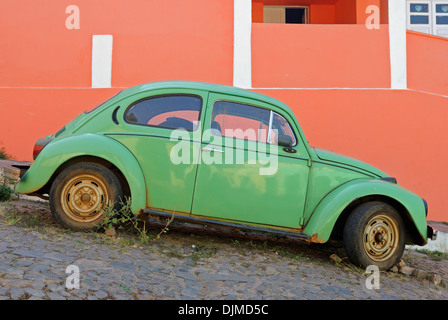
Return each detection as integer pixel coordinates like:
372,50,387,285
125,95,202,131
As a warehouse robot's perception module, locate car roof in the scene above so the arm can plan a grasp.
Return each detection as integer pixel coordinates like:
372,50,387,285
119,81,292,113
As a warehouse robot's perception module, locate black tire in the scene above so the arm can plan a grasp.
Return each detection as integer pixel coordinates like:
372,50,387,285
343,201,405,271
49,162,123,231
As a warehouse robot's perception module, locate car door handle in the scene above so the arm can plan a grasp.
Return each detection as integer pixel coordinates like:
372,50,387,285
202,147,224,153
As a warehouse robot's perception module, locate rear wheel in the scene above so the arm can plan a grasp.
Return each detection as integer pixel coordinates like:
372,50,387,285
49,162,123,230
343,201,405,271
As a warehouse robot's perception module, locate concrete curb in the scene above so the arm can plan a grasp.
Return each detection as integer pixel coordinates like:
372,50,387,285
407,221,448,253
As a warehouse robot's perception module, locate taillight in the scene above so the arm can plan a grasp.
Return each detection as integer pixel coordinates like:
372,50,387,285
33,138,53,160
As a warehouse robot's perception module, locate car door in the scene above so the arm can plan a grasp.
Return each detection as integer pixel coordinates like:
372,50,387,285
191,93,310,228
107,89,206,213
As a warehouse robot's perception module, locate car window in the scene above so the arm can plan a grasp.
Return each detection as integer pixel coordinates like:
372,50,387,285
211,101,270,142
125,95,202,131
270,112,297,146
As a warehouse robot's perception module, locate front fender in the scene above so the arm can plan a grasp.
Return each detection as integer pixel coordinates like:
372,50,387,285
15,134,146,215
302,179,428,244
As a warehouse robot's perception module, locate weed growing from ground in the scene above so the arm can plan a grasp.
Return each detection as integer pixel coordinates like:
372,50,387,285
416,249,448,261
98,198,173,246
191,244,217,265
0,185,13,202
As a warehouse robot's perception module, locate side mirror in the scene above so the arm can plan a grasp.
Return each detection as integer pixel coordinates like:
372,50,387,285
277,135,296,153
277,135,292,147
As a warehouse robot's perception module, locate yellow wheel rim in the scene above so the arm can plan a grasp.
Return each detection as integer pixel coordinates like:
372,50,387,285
363,214,400,262
61,174,108,223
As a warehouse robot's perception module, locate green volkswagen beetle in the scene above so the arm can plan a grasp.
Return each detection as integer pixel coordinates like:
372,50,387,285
15,81,436,270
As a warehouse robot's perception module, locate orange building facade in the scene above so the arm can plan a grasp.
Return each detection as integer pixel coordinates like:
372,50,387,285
0,0,447,221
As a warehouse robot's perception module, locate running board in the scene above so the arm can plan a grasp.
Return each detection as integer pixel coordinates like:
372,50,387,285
143,209,311,242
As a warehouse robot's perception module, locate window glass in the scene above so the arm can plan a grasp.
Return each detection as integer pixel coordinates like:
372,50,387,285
410,15,429,24
285,8,305,24
125,95,201,131
211,101,270,142
270,112,297,146
410,3,429,12
436,4,448,13
436,16,448,24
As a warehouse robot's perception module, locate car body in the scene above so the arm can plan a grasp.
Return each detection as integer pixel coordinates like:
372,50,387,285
15,81,436,270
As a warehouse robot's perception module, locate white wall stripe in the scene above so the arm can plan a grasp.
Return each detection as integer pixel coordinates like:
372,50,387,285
233,0,252,89
91,35,113,88
388,0,408,89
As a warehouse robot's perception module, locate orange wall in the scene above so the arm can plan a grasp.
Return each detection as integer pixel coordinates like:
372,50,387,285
0,88,121,160
255,88,448,222
251,23,391,88
380,0,389,24
309,4,336,24
335,0,357,23
407,31,448,96
0,0,234,88
253,1,264,22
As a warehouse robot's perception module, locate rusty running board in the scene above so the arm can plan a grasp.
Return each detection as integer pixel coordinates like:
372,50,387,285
144,208,312,242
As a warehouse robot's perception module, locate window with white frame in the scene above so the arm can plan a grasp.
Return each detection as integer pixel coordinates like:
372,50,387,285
407,0,448,37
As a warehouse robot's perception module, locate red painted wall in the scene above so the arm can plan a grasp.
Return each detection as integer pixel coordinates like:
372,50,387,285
0,0,234,88
0,89,120,160
407,31,448,97
252,1,264,22
309,4,336,24
335,0,357,23
251,23,391,88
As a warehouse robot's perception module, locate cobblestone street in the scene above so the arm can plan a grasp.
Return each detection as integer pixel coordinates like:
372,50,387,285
0,197,447,301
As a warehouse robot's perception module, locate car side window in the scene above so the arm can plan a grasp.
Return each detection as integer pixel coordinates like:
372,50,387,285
211,101,297,146
125,95,202,131
211,101,270,142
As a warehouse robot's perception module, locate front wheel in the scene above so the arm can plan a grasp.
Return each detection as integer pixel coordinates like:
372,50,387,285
343,201,405,271
49,162,123,231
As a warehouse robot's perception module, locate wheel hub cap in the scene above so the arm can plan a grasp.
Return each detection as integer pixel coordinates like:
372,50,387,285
61,174,108,223
364,214,399,262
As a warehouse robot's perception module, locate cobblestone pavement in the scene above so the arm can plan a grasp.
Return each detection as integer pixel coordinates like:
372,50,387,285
0,198,447,301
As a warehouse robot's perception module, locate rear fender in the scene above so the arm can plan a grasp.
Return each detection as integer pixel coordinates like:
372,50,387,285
15,134,146,215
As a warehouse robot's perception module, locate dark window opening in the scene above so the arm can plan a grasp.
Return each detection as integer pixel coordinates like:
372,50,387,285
285,8,305,24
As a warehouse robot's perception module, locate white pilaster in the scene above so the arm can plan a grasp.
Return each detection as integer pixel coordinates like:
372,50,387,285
233,0,252,88
388,0,407,89
91,35,113,88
